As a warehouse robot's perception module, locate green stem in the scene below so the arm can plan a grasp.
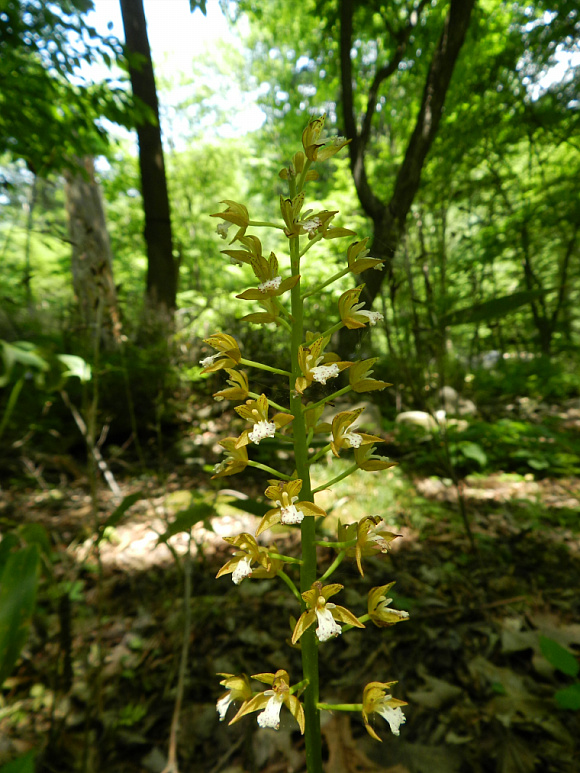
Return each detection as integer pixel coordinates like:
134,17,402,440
299,232,323,258
301,267,350,300
320,321,344,339
308,443,332,465
312,463,358,494
341,614,370,633
0,377,24,442
317,703,363,712
319,550,346,582
278,570,302,603
289,224,322,773
315,538,357,549
240,357,291,377
248,391,288,414
247,460,292,479
304,385,352,416
248,220,286,230
296,159,312,193
269,552,303,565
290,678,309,695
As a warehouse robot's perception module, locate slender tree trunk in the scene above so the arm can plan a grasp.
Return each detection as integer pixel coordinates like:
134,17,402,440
338,0,476,352
119,0,177,321
64,157,121,348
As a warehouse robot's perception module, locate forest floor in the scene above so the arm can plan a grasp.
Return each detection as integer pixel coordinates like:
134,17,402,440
0,428,579,773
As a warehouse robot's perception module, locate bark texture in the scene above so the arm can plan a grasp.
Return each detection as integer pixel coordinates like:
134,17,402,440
340,0,477,316
65,157,121,348
120,0,177,317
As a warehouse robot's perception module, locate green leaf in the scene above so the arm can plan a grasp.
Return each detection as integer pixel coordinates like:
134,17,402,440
458,441,487,468
0,751,36,773
0,534,19,580
540,636,579,677
0,546,40,687
96,493,143,545
57,354,92,383
554,683,580,711
157,502,216,543
442,290,549,327
221,496,269,518
189,0,207,13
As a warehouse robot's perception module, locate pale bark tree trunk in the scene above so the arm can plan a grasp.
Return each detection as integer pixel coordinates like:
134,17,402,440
65,157,121,348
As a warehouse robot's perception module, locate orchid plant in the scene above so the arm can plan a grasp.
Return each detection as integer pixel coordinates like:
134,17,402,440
204,116,409,771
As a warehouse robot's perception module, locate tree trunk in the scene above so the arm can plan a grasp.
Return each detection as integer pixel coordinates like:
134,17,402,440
339,0,476,353
119,0,177,320
64,157,122,348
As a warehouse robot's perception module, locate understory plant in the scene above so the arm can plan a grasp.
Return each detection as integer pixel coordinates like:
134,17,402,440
203,115,409,771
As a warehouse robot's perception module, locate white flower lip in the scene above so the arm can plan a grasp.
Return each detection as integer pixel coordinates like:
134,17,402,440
249,420,276,444
258,276,282,293
200,354,218,368
217,222,232,239
376,702,406,736
343,431,363,448
257,692,284,729
216,693,232,721
232,556,253,585
311,363,340,384
315,604,342,642
280,504,304,525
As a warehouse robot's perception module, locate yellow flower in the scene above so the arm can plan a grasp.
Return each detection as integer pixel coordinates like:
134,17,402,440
338,516,401,577
280,192,305,237
213,369,249,402
234,394,294,447
338,285,384,329
362,681,407,741
216,673,253,722
256,479,327,536
302,114,351,162
221,234,263,267
200,333,241,373
330,408,382,457
368,583,410,628
210,200,250,243
297,209,355,241
291,581,364,644
354,444,396,471
279,150,320,181
346,239,385,274
215,532,282,584
302,115,327,161
304,402,332,435
211,437,248,479
349,359,391,393
295,336,351,394
236,250,300,300
229,669,305,733
242,297,282,326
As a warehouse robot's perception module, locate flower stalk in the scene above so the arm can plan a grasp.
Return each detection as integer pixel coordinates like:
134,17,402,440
209,115,408,772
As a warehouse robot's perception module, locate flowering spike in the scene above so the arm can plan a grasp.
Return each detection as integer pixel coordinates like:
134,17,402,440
362,682,407,741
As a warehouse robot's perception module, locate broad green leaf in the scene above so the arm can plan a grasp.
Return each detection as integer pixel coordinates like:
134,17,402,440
458,441,487,468
0,751,36,773
157,502,216,543
554,683,580,711
96,493,143,545
57,354,92,383
0,546,40,687
220,496,269,518
442,290,549,327
540,636,579,677
0,535,19,580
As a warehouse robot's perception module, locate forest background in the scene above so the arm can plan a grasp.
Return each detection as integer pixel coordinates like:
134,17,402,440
0,1,579,772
